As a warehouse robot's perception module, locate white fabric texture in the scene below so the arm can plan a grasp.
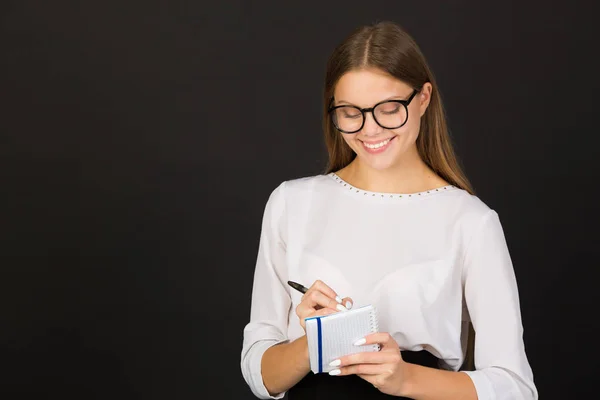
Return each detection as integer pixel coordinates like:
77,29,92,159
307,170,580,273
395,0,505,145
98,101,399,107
240,173,538,399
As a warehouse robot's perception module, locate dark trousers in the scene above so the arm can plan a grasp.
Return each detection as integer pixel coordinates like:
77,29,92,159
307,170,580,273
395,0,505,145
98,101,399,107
287,350,440,400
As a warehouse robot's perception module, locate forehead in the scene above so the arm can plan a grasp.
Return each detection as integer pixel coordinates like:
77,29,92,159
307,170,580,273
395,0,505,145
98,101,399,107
334,68,412,107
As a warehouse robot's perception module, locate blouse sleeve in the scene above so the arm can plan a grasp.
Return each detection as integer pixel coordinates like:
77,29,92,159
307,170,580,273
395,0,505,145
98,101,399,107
240,182,291,399
460,210,538,400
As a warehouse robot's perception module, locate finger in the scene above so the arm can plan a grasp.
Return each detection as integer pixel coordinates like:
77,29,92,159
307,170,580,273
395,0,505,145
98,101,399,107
309,307,338,318
332,350,400,368
355,332,396,348
302,288,347,312
329,363,386,376
295,302,313,319
341,296,354,310
296,302,337,321
310,280,343,304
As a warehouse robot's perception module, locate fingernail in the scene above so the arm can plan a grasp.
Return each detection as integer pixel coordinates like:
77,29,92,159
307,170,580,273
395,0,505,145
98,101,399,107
329,359,341,367
329,369,341,376
353,338,366,346
336,304,348,312
335,296,342,304
345,301,352,309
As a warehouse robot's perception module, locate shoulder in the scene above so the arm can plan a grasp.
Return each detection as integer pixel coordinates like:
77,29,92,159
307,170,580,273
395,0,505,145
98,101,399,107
281,173,331,193
263,173,331,211
445,190,516,268
267,173,331,200
443,187,499,233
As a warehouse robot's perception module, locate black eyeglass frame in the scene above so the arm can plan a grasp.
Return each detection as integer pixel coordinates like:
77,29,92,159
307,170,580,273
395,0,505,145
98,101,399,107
328,89,419,134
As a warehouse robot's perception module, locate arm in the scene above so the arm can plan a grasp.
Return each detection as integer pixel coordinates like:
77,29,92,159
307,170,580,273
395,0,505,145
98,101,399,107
240,182,308,399
331,332,478,399
458,210,538,400
323,210,537,399
400,363,478,399
261,281,346,395
393,210,537,399
260,335,310,395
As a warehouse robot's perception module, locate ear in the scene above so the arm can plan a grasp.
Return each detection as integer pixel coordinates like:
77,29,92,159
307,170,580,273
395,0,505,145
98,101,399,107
418,82,433,117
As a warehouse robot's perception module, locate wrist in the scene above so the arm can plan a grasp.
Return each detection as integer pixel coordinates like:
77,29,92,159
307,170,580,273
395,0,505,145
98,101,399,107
396,361,416,397
294,335,310,373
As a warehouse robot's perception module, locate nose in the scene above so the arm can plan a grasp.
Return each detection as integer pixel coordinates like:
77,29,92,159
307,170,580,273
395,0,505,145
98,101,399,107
361,111,383,136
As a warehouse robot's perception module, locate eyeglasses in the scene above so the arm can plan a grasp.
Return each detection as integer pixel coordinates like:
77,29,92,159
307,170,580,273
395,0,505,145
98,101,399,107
328,89,419,134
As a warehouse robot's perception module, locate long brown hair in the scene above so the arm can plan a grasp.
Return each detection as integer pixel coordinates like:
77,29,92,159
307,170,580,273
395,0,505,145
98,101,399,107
323,21,474,196
323,21,476,369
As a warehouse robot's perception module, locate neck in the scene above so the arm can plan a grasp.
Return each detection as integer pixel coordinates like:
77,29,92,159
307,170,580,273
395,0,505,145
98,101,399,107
339,147,445,194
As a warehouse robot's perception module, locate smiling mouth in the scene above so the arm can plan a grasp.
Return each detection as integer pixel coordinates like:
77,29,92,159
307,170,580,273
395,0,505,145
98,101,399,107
360,136,396,150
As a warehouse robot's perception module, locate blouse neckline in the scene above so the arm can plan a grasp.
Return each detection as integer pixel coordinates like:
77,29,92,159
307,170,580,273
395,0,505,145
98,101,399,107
328,172,458,199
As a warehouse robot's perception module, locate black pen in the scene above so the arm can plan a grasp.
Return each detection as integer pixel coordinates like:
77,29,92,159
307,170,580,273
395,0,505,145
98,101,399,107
287,280,346,307
287,280,309,294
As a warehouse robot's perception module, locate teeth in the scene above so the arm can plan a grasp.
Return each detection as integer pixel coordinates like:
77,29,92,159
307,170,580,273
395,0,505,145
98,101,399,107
363,138,390,149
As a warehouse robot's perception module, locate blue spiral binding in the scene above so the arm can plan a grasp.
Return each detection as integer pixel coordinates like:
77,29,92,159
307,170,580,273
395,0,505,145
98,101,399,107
317,317,323,373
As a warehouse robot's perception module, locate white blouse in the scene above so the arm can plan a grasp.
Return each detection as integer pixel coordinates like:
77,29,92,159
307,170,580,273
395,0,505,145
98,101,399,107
240,173,537,400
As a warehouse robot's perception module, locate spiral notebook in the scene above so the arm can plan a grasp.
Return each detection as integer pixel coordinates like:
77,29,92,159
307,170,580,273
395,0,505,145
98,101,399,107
305,304,380,374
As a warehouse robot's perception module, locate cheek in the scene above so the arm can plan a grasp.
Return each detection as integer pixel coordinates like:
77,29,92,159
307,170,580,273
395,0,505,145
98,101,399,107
401,110,422,139
409,118,422,138
390,118,420,142
341,134,359,148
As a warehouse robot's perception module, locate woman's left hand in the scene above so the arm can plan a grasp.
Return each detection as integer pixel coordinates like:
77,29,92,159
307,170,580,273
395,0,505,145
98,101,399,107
328,332,408,396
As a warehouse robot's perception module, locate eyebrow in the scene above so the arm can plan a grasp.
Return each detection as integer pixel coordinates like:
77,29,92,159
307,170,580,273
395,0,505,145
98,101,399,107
334,94,411,106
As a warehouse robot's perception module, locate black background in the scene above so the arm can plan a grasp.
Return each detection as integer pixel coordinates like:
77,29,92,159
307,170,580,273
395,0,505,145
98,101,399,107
2,1,598,399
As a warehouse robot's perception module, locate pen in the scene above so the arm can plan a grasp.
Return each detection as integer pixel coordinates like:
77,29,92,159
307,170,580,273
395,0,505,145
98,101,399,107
287,280,344,305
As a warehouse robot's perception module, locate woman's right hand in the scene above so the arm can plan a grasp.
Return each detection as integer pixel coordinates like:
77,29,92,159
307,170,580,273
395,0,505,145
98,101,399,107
295,280,353,332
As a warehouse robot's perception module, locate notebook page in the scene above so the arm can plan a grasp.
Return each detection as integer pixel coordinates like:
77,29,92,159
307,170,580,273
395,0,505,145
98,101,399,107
306,305,380,373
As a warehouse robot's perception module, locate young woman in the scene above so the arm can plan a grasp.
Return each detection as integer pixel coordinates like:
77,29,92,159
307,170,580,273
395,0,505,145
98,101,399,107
241,21,537,400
